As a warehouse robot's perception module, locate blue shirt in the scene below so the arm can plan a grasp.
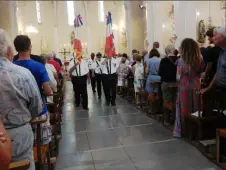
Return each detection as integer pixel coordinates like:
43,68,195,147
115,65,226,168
216,48,226,87
13,59,50,115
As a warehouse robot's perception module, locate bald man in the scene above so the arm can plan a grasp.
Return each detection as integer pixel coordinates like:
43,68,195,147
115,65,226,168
153,41,166,59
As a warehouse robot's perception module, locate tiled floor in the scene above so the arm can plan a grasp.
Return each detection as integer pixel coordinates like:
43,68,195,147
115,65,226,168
56,82,220,170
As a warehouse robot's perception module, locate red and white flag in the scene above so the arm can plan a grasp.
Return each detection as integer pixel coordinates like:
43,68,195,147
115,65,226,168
105,11,116,57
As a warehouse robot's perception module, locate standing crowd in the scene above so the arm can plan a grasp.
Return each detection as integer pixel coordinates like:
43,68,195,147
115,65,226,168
0,23,226,169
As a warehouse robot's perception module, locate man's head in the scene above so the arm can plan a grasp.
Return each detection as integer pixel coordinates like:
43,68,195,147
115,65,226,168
52,51,56,58
14,35,31,54
133,53,142,62
165,44,175,57
132,49,138,54
91,53,95,60
206,27,215,44
40,53,48,64
0,29,13,61
96,52,102,60
213,26,226,48
141,50,148,56
122,53,128,59
121,57,127,64
153,42,159,49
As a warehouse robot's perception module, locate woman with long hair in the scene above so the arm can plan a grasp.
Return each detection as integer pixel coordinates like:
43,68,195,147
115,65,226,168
173,38,203,138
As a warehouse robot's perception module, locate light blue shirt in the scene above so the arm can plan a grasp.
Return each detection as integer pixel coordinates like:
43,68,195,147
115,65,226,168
0,57,43,128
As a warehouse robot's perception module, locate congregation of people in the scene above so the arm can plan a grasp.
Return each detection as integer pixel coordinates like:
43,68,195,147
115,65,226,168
1,23,226,169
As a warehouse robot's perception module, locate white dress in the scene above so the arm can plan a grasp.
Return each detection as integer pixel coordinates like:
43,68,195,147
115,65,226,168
134,63,144,92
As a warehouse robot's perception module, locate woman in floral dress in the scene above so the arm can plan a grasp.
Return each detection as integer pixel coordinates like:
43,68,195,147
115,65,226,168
173,38,203,138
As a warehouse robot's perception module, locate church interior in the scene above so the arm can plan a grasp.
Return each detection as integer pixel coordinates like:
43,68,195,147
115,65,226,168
1,1,226,170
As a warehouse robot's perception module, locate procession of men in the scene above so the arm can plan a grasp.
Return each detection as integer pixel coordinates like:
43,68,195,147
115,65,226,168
68,52,119,110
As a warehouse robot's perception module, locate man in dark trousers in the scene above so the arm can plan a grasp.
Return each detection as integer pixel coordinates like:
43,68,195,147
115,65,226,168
92,52,104,99
89,53,96,93
69,56,90,110
102,55,118,106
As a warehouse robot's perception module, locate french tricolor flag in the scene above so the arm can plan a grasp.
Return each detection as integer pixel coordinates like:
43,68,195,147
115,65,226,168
105,11,116,57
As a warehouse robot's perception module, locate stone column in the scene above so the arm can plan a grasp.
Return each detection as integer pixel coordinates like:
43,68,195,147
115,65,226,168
124,1,132,56
146,1,165,52
174,1,197,49
53,1,60,53
0,1,18,42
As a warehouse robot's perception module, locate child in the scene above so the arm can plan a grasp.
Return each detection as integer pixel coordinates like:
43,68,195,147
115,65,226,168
117,57,130,94
133,53,144,105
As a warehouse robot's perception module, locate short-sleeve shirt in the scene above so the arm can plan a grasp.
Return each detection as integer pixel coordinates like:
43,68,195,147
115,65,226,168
102,58,118,74
206,45,221,74
13,59,49,115
54,57,63,66
216,48,226,87
48,59,61,75
0,57,43,128
68,59,89,76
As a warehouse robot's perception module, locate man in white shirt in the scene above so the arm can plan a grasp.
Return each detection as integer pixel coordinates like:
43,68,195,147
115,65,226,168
92,52,104,99
102,55,118,106
68,56,90,110
89,53,96,93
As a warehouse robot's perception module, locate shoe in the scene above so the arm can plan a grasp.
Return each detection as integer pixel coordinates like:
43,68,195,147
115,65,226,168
83,107,89,110
98,96,101,99
105,102,110,106
76,104,80,107
93,90,96,93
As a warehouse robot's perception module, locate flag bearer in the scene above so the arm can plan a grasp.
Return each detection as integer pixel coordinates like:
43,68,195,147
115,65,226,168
102,55,118,106
69,55,90,110
92,52,104,99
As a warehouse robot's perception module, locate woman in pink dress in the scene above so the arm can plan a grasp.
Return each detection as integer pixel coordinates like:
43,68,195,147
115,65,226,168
173,38,203,138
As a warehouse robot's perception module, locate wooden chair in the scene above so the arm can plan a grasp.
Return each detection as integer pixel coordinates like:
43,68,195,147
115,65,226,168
147,81,162,120
184,90,222,141
9,160,30,170
162,82,178,125
216,128,226,163
31,117,52,170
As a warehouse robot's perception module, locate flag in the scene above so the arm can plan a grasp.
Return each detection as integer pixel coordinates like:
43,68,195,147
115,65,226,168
105,11,116,57
74,14,83,28
73,14,84,63
73,39,83,64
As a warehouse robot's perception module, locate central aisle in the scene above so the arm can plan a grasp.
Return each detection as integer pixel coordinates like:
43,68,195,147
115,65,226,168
56,82,219,170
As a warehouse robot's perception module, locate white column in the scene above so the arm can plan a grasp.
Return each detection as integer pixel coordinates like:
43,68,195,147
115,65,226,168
0,1,18,41
146,1,164,52
53,1,59,53
83,1,91,55
174,1,197,49
124,1,132,56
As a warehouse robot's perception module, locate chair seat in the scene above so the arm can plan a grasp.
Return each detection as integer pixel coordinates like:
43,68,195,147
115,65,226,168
163,103,175,111
9,160,30,170
33,146,48,163
217,128,226,137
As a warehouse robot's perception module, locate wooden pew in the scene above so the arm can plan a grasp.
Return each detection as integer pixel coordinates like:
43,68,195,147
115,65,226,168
216,129,226,164
146,81,162,121
9,160,30,170
162,82,178,125
31,117,52,170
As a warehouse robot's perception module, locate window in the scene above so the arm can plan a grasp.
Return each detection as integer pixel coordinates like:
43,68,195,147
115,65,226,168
36,1,41,24
98,1,104,22
67,1,75,26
